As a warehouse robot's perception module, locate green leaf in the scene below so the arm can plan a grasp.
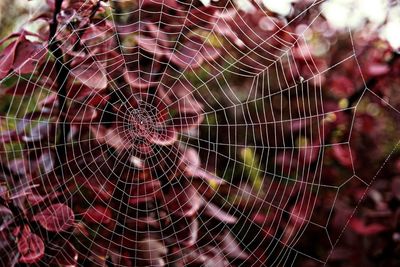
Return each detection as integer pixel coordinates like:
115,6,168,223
240,147,264,193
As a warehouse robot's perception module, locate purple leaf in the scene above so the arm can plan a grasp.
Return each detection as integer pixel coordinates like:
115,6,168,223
160,81,204,129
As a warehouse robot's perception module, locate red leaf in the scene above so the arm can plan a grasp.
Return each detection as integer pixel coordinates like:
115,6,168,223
160,82,204,129
170,37,204,68
149,125,177,146
48,239,78,267
332,144,353,168
90,124,126,151
368,63,390,77
128,179,161,203
22,121,54,143
330,75,355,98
218,230,248,260
0,35,46,79
65,103,98,123
0,206,13,231
299,140,320,164
195,168,225,185
83,205,113,225
182,147,201,170
26,192,61,206
66,83,95,100
33,203,75,232
204,202,237,224
13,40,47,74
70,59,107,90
289,202,312,228
5,80,40,95
136,238,167,267
186,218,199,247
129,196,154,206
136,36,169,58
75,175,115,201
202,42,220,62
392,177,400,200
18,226,45,264
181,148,224,185
0,130,19,143
165,184,202,217
349,217,387,236
86,93,110,106
0,39,18,79
124,70,155,89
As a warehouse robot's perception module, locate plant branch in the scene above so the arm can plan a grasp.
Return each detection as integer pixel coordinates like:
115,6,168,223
48,0,70,168
347,52,400,108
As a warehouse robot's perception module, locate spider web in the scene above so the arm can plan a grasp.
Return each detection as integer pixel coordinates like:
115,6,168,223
1,0,399,266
